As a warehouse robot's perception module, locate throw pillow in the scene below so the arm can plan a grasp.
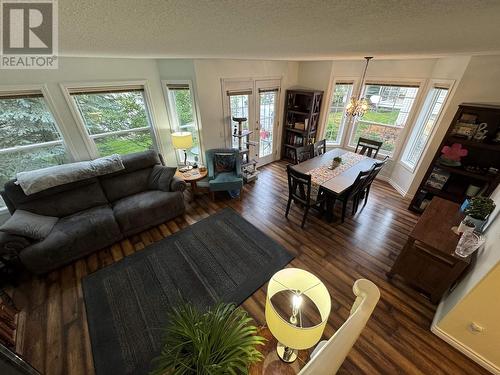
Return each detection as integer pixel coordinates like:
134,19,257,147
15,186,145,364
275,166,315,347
148,165,177,192
0,210,58,240
214,153,236,173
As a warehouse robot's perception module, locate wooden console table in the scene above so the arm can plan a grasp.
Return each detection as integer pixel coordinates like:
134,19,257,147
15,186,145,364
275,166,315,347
387,197,472,304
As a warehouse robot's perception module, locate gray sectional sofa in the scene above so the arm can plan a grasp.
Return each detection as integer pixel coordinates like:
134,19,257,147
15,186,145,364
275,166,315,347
0,150,186,274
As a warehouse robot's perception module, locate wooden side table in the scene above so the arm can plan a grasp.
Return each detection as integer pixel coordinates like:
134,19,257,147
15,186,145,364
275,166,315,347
387,197,472,304
249,327,310,375
175,168,208,201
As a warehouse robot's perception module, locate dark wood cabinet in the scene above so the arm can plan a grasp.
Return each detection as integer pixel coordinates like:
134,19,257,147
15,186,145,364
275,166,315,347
410,103,500,213
389,197,472,303
281,89,323,163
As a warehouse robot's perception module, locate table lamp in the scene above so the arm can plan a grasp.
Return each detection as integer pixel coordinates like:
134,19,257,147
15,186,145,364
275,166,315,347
171,131,193,172
265,268,331,363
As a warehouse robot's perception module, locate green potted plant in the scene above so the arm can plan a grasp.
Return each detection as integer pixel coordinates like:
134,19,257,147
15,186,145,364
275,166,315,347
463,196,496,231
151,301,265,375
330,156,342,170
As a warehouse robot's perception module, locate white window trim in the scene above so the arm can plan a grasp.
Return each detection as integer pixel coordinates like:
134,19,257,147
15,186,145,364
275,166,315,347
322,77,359,147
399,79,455,173
343,77,427,160
162,79,204,164
60,80,160,159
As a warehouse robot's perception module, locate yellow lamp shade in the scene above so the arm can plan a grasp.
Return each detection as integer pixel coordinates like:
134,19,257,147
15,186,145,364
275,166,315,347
265,268,331,350
171,131,193,149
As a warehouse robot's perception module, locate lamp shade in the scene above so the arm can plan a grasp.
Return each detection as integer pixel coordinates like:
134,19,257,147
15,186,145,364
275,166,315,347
171,131,193,149
265,268,331,350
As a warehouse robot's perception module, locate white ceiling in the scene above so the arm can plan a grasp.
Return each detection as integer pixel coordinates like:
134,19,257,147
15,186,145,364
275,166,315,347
60,0,500,60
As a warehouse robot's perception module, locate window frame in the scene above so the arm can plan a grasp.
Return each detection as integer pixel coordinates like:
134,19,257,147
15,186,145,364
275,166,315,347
343,78,426,160
60,80,160,159
322,77,358,146
0,84,73,212
162,79,204,164
399,79,454,173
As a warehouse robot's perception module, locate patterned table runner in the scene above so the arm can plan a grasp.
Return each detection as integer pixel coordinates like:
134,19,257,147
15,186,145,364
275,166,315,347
306,151,367,200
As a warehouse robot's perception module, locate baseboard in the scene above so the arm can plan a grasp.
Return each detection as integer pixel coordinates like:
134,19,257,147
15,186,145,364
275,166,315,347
376,175,414,199
431,324,499,374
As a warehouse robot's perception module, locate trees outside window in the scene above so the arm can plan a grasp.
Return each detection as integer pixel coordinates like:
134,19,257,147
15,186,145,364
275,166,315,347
325,83,353,145
70,89,156,156
0,93,69,209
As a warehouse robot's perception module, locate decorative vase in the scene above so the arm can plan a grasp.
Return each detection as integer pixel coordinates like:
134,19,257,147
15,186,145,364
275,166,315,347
330,161,341,170
464,215,486,232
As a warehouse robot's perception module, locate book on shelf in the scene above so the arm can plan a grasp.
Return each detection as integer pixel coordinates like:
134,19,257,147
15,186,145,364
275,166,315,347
425,167,451,190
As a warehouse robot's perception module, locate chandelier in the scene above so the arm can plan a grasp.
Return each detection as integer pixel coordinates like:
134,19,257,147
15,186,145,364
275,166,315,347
346,56,373,118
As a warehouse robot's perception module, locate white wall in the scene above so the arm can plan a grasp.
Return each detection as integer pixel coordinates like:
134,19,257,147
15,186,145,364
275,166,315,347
193,59,299,151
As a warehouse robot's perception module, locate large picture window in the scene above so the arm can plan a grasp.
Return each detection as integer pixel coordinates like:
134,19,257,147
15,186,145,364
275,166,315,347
165,82,202,163
401,86,449,170
0,92,69,208
349,83,419,155
325,82,353,145
70,88,156,157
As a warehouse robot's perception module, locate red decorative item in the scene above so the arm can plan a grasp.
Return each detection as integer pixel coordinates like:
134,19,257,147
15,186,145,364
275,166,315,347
441,143,468,161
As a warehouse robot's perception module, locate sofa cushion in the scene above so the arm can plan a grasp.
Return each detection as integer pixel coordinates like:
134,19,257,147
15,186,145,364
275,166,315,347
19,205,121,274
0,210,58,240
148,165,177,192
100,168,152,202
2,178,109,217
112,190,185,236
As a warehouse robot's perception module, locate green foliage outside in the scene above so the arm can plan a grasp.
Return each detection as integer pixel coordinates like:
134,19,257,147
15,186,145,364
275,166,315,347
151,301,265,375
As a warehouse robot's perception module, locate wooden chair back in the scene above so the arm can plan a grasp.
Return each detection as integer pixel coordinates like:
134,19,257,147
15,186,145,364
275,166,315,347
298,279,380,375
365,156,388,187
313,139,327,156
348,167,374,198
286,165,312,205
355,137,383,158
295,144,314,164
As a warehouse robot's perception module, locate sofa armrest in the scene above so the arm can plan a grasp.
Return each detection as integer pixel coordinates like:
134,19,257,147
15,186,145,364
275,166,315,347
0,232,30,256
170,176,187,192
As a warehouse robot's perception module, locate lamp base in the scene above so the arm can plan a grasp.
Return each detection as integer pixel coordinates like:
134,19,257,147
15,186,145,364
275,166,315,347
276,342,298,363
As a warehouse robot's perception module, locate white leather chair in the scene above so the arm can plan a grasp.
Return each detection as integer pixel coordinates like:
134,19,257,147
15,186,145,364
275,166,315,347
298,279,380,375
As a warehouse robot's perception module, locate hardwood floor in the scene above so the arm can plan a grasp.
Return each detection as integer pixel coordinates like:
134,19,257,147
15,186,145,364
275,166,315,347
10,160,488,375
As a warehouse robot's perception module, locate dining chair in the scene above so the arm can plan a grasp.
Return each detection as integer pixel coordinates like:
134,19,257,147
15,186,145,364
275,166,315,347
294,144,314,164
298,279,380,375
313,139,327,156
330,167,374,223
285,165,327,228
359,156,389,208
355,137,383,158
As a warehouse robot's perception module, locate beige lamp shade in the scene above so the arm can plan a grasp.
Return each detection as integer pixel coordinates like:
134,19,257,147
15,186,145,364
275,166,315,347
265,268,331,350
171,131,193,149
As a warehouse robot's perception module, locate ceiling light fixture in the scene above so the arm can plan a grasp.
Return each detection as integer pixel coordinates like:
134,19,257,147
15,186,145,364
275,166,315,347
346,56,373,118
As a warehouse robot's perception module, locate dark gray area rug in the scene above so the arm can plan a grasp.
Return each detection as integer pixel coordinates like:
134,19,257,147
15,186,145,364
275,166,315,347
82,208,294,375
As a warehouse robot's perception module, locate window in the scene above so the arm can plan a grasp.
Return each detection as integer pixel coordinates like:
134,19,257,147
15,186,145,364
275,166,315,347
349,83,419,155
165,82,202,163
325,82,353,144
401,86,449,170
70,88,156,156
0,92,69,208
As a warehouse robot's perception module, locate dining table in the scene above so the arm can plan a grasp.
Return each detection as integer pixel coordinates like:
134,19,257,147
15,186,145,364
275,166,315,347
291,148,378,221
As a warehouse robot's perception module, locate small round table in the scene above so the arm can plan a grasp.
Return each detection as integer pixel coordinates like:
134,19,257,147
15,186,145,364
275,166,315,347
175,168,208,201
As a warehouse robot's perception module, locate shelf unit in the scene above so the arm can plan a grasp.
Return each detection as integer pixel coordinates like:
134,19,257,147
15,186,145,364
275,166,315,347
410,103,500,213
281,89,323,163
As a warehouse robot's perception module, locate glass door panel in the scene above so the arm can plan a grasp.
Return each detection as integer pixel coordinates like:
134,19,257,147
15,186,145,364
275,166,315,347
258,91,277,160
229,94,250,149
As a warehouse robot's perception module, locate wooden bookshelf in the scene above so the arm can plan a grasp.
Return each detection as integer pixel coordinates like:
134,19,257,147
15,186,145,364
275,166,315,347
410,103,500,213
281,89,323,163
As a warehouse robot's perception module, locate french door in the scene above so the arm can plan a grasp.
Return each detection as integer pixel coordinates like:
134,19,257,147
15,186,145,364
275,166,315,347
223,78,281,166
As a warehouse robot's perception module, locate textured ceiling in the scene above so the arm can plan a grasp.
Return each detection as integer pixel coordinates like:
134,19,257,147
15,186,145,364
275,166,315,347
59,0,500,60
